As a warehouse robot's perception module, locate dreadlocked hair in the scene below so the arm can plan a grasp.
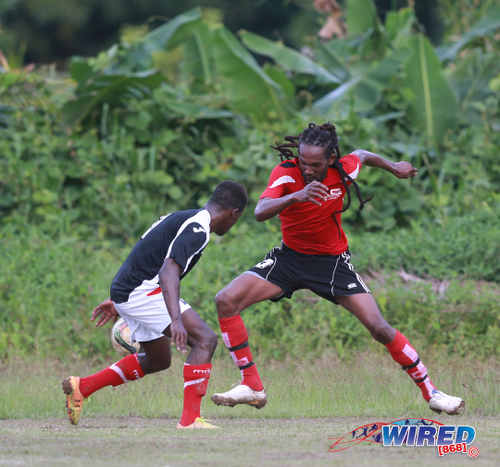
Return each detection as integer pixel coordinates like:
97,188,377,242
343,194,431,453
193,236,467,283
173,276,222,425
271,122,372,238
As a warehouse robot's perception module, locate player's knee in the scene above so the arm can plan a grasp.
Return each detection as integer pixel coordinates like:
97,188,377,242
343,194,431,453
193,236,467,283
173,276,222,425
205,329,218,353
158,355,171,371
140,353,171,374
214,290,238,317
152,354,171,372
199,328,218,355
208,329,218,353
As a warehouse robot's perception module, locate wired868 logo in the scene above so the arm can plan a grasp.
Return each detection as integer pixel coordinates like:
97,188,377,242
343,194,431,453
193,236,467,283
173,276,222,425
329,418,479,458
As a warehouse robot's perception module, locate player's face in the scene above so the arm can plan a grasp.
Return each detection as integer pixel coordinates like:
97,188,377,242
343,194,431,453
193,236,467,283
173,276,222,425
298,143,334,184
215,209,242,235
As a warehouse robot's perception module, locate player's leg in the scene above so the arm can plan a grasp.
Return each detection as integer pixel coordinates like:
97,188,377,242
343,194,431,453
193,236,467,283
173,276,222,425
139,335,172,373
62,292,172,425
212,271,283,408
336,292,464,415
175,308,218,428
182,308,218,364
334,293,395,343
63,333,173,425
63,336,170,425
310,251,464,415
137,297,219,428
62,348,147,425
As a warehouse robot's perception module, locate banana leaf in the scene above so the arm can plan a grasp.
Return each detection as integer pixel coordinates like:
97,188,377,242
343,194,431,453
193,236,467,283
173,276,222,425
313,52,403,114
437,5,500,62
112,8,203,72
384,7,416,47
239,30,341,84
346,0,378,37
405,34,459,147
448,50,499,124
314,42,350,82
180,22,214,86
62,61,163,126
211,28,288,121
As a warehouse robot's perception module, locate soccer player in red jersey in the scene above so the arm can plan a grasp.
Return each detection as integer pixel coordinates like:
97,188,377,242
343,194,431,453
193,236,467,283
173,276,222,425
62,181,247,429
211,123,464,415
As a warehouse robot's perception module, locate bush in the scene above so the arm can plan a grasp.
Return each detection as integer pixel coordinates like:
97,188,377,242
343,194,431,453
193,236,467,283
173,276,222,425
350,203,500,281
0,226,119,360
1,6,498,362
2,215,497,362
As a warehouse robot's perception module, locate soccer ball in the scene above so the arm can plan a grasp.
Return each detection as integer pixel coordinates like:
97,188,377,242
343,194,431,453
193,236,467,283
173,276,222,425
110,318,140,355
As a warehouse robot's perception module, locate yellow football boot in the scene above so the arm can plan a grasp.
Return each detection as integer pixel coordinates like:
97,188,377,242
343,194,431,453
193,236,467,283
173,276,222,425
62,376,84,425
176,417,218,429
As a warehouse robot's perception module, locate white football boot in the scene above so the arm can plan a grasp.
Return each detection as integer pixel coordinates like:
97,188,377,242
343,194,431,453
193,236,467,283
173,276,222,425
429,389,465,415
211,384,267,409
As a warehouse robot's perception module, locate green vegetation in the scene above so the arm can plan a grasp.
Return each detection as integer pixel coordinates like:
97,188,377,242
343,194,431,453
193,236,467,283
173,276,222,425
1,217,498,362
0,1,499,362
1,0,452,64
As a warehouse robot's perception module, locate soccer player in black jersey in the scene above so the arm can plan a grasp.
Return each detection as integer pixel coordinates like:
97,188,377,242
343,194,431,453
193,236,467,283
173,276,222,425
62,181,247,429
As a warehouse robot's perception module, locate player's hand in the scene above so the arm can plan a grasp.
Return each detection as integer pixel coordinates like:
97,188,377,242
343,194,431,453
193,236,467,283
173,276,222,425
170,318,188,353
392,161,418,178
91,299,118,327
295,180,330,205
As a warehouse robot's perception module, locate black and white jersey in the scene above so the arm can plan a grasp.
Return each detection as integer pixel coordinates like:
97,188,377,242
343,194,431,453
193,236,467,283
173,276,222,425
110,209,211,303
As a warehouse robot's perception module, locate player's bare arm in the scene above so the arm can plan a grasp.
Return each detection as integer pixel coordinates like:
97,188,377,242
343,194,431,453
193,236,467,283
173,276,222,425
91,298,118,327
352,149,418,179
159,258,188,353
255,181,330,221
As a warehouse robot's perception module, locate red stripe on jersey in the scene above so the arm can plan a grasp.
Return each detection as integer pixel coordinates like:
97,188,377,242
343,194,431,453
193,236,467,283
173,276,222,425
147,287,162,296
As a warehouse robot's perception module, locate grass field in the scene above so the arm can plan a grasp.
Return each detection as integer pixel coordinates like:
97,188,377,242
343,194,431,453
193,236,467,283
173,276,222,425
1,416,499,467
0,350,498,466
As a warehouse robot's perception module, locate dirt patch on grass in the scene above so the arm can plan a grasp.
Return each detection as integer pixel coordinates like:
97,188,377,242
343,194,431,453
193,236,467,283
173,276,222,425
1,416,498,467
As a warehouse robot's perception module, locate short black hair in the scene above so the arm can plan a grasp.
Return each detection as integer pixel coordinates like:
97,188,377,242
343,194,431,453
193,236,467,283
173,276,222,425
208,181,248,211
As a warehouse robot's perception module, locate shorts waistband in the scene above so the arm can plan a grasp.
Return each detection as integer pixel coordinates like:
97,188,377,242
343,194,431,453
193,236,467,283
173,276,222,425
281,242,348,258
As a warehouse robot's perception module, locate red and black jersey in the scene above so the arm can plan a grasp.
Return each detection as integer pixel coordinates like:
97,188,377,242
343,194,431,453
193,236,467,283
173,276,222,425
260,155,362,255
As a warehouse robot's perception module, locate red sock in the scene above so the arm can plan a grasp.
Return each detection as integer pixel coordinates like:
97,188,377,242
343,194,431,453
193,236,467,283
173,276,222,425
79,354,145,398
179,363,212,426
386,330,436,401
219,315,263,391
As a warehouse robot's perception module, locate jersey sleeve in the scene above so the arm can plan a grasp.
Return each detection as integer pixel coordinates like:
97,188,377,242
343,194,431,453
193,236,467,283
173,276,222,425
260,163,298,199
340,154,362,184
167,222,208,274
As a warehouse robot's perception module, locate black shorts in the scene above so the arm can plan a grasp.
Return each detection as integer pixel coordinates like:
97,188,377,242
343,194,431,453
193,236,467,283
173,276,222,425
248,243,370,303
